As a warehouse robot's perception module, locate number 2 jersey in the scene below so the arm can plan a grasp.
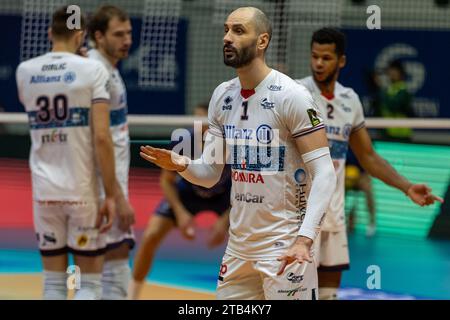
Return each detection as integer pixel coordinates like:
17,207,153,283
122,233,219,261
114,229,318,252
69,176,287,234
297,76,365,231
208,69,325,260
16,52,110,202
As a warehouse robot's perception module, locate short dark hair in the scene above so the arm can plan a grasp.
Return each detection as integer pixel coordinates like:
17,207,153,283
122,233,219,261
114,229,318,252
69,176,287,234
252,8,272,44
51,6,86,40
88,5,129,44
311,27,346,57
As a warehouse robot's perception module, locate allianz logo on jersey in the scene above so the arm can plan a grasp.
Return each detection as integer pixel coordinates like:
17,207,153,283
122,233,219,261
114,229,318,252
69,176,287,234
30,71,76,84
326,123,352,139
41,129,68,144
223,124,275,144
234,192,264,203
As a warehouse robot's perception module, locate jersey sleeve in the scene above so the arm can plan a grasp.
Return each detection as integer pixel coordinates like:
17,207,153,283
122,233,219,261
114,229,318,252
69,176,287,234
207,86,224,138
282,85,325,139
91,62,111,104
352,91,366,133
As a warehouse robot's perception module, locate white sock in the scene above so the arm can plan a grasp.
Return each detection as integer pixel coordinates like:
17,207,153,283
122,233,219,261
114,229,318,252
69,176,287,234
127,278,144,300
73,273,102,300
102,259,131,300
43,270,67,300
319,287,338,300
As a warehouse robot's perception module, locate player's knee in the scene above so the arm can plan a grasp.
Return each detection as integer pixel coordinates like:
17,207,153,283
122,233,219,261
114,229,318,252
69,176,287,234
43,270,67,300
102,259,131,300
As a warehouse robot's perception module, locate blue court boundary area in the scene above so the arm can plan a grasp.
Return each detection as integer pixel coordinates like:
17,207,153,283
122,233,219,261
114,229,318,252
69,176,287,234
0,232,449,300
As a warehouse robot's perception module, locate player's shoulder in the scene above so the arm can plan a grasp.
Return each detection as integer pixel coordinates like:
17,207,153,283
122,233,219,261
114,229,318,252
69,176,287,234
211,77,240,101
335,81,361,102
272,71,313,101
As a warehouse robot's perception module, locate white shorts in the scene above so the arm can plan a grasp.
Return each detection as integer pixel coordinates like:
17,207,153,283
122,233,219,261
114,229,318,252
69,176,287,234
314,227,350,271
105,214,135,250
33,200,107,256
216,253,318,300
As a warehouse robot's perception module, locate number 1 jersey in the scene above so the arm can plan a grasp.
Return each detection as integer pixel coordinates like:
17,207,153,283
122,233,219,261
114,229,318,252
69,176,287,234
208,69,325,260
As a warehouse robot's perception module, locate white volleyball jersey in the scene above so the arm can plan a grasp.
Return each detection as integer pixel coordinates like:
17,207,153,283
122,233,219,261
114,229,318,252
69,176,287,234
297,76,365,231
88,49,130,198
208,69,325,260
16,52,110,201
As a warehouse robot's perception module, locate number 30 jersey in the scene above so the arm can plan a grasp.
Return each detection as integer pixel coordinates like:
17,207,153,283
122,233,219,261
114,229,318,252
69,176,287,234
297,76,365,231
208,69,325,260
16,52,110,202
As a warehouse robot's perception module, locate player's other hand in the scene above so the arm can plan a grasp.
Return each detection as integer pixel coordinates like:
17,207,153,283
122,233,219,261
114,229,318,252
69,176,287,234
407,184,444,207
116,196,136,232
176,209,196,240
97,197,116,233
140,146,189,172
277,236,313,276
76,46,88,57
207,215,229,249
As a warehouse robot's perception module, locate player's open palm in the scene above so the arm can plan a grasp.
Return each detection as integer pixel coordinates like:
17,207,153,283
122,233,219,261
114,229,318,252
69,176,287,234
277,237,313,275
140,146,189,172
407,184,444,207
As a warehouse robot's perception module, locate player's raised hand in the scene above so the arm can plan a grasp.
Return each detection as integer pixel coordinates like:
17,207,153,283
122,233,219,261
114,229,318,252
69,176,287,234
277,236,313,275
406,184,444,207
140,146,189,172
97,197,116,233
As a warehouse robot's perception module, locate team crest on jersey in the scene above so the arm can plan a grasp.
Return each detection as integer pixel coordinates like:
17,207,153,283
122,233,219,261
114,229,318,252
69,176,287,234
63,71,76,84
307,108,321,127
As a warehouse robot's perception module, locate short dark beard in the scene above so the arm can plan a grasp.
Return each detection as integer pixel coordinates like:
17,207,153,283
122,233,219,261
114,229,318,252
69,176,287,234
223,40,257,68
312,64,339,86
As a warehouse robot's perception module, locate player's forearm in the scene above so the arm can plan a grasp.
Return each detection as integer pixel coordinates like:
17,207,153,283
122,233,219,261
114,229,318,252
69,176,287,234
298,148,337,241
178,132,226,188
361,152,412,194
95,134,118,198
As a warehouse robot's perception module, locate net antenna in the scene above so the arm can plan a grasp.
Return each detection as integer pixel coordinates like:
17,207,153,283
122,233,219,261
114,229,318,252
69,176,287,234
139,0,182,89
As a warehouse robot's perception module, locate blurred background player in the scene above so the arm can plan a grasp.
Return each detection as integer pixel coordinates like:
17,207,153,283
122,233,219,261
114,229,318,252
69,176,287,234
87,5,135,300
15,6,119,299
128,103,231,300
345,149,376,237
140,7,337,300
297,27,443,300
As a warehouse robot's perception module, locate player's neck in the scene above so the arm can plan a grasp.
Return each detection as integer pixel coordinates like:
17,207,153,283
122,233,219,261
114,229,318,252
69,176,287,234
97,47,119,67
236,59,272,90
51,42,77,54
316,81,336,97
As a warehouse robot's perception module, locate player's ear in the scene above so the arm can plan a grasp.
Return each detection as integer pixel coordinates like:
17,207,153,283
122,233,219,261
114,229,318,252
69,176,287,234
258,33,270,52
94,30,103,44
339,54,346,69
48,27,53,42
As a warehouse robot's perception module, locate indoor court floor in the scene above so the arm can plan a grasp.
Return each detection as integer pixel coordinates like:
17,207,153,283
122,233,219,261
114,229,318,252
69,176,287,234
1,158,449,300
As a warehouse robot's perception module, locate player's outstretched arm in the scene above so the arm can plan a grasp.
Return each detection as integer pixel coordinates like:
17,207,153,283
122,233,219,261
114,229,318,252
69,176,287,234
278,128,337,275
349,127,444,206
92,101,118,233
140,131,226,188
